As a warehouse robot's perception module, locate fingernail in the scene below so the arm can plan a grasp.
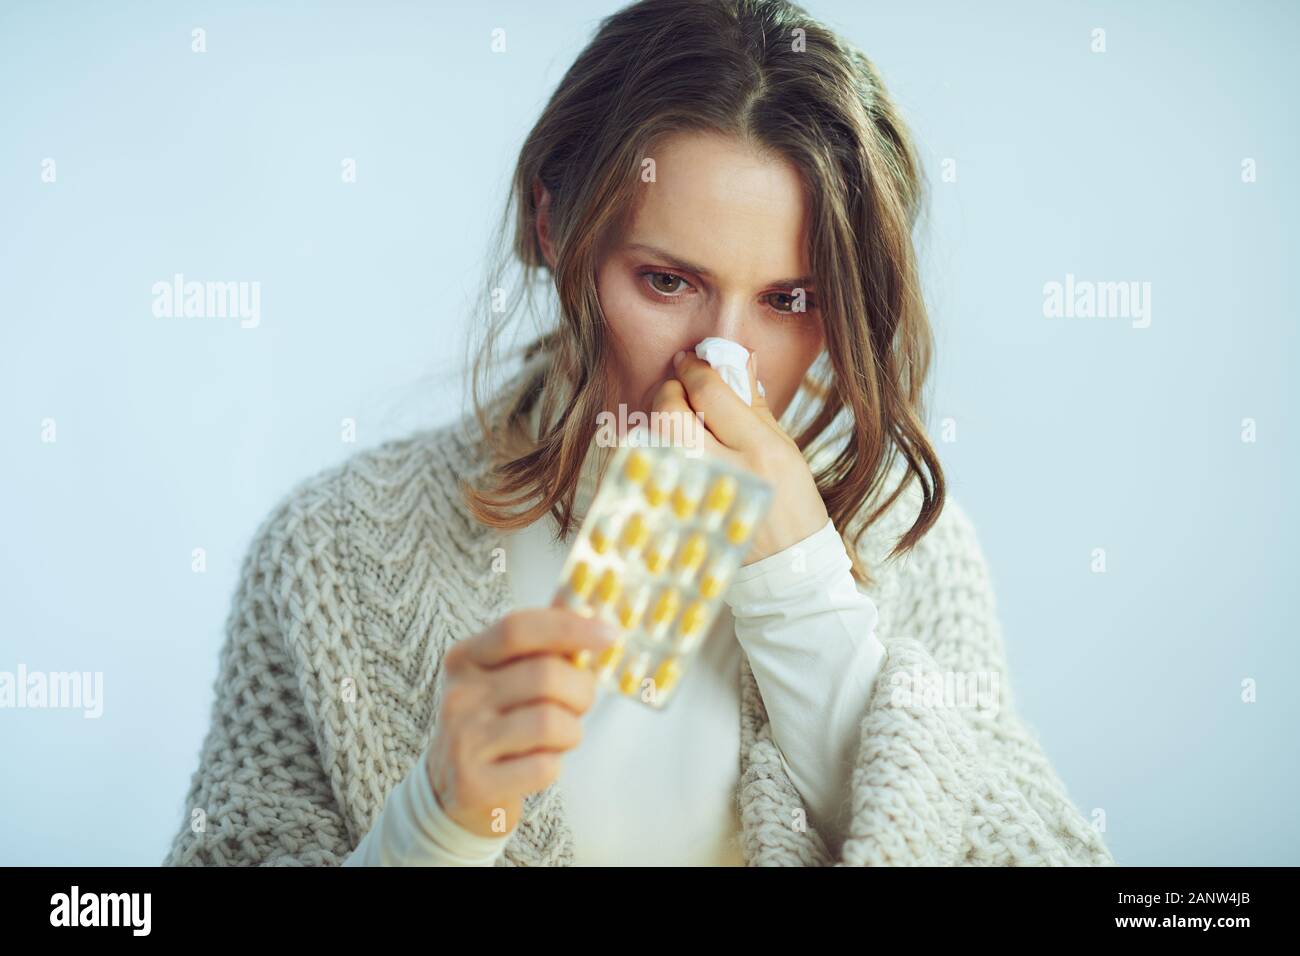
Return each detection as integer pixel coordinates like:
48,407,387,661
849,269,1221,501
673,349,686,367
757,380,766,398
598,621,621,643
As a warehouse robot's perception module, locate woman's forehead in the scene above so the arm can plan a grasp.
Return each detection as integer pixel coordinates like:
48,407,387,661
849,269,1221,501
617,133,813,287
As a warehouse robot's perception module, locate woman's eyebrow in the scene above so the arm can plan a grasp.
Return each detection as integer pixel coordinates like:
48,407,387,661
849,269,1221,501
622,242,815,288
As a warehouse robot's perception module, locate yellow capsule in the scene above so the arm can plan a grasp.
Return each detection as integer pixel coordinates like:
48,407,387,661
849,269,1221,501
642,532,677,574
668,468,703,520
593,568,621,605
698,558,734,600
653,657,683,698
596,639,625,673
619,653,649,695
617,596,644,630
644,478,668,507
643,548,666,574
676,532,707,575
671,485,699,520
650,587,680,626
618,669,640,696
644,458,678,508
568,560,594,599
589,516,615,554
618,512,649,553
725,499,762,545
623,449,650,485
678,600,708,637
704,475,737,514
726,518,752,545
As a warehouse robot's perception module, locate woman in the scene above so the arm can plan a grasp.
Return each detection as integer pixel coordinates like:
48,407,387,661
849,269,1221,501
163,0,1114,866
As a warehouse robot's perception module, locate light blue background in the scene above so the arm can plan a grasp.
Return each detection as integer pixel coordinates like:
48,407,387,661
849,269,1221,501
1,0,1295,866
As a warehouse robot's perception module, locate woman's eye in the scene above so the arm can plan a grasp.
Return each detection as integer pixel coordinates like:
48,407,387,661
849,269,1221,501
644,271,689,297
766,291,817,314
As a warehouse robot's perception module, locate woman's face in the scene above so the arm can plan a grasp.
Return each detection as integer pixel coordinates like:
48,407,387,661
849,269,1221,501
541,130,826,422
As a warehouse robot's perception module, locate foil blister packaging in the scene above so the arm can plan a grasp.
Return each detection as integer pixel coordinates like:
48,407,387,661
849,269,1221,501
556,440,773,710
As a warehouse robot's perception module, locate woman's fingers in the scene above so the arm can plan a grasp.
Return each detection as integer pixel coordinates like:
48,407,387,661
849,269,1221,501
486,653,599,716
645,375,721,455
746,350,780,427
481,750,564,799
671,350,768,452
482,701,584,762
453,608,615,671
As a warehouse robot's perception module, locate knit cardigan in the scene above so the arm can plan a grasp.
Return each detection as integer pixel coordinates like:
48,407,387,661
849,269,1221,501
161,416,1116,866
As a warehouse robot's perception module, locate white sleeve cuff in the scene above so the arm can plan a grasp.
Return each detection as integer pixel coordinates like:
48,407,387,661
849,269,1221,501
344,745,513,866
725,517,852,609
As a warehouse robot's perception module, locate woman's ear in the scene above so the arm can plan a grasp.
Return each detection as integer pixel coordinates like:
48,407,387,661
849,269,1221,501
532,179,557,270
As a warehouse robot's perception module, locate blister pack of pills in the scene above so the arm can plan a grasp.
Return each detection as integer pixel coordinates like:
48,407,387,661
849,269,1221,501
557,438,773,710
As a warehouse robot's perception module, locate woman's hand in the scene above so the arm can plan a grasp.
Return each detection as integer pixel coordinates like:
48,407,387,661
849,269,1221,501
424,600,615,839
646,349,829,565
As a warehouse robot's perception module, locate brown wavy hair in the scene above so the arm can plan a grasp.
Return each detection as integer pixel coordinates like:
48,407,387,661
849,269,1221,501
462,0,944,585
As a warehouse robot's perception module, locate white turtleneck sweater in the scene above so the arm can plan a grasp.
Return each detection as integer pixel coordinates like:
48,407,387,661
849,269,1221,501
345,415,886,867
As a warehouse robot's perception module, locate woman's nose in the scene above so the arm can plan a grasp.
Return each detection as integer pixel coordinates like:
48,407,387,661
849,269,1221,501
709,301,751,347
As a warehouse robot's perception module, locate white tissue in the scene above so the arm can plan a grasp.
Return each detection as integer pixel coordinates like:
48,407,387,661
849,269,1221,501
694,336,753,406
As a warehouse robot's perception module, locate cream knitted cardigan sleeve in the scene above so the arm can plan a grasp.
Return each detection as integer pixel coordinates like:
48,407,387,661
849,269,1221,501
160,491,354,866
828,483,1115,866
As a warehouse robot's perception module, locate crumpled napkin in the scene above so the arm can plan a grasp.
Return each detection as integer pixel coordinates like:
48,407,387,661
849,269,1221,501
694,336,758,406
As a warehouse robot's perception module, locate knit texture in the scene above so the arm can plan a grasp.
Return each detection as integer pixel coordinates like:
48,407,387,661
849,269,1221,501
162,416,1115,866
